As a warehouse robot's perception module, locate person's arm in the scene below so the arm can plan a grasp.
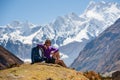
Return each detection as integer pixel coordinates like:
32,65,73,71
50,47,60,60
37,44,44,48
51,47,59,53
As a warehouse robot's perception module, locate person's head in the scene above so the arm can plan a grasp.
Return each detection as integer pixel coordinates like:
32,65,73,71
44,39,51,47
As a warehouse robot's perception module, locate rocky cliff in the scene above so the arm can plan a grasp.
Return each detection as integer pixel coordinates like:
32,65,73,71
0,46,23,70
71,18,120,73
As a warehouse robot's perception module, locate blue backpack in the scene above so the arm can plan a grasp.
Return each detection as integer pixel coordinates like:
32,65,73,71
31,46,44,64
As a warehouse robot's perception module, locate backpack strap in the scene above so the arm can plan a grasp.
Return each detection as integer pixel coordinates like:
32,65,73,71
39,47,45,58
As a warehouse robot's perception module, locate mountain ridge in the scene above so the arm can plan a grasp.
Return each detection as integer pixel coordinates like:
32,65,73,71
0,45,23,70
71,18,120,73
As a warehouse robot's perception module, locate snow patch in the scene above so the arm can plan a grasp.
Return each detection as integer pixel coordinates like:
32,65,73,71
60,52,69,59
22,31,39,44
107,3,120,13
86,10,104,21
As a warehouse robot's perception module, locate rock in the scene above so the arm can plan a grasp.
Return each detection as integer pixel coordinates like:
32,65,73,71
83,71,101,80
0,46,23,70
112,71,120,80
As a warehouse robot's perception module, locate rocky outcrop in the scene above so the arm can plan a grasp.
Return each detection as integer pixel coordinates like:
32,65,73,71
0,46,23,70
112,71,120,80
83,71,101,80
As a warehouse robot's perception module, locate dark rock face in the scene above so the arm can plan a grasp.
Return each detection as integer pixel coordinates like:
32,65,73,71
0,46,23,70
112,71,120,80
71,18,120,73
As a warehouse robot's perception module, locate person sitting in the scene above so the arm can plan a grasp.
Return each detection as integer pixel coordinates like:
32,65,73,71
37,39,67,67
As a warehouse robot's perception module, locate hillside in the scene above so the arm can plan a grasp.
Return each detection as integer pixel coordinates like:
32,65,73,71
0,63,88,80
0,46,23,70
71,18,120,73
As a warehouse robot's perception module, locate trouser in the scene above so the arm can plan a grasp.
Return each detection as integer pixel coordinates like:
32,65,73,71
45,57,55,64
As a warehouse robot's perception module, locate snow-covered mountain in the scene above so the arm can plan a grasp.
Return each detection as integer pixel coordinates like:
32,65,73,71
71,18,120,73
59,1,120,65
0,1,120,66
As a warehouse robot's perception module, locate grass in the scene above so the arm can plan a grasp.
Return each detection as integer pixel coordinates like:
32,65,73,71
0,63,88,80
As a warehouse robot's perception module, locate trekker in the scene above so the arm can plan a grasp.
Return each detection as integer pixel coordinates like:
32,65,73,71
37,39,67,67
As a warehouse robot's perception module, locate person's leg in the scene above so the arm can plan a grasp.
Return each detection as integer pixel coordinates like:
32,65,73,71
52,52,60,60
56,52,60,60
55,60,67,68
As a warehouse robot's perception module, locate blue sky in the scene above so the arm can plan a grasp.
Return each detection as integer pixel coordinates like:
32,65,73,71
0,0,120,26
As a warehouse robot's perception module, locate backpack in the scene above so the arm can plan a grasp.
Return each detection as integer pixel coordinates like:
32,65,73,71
31,46,44,64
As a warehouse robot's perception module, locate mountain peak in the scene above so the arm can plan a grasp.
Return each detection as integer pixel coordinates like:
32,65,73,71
83,1,120,21
89,1,96,6
86,1,119,12
65,12,81,21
